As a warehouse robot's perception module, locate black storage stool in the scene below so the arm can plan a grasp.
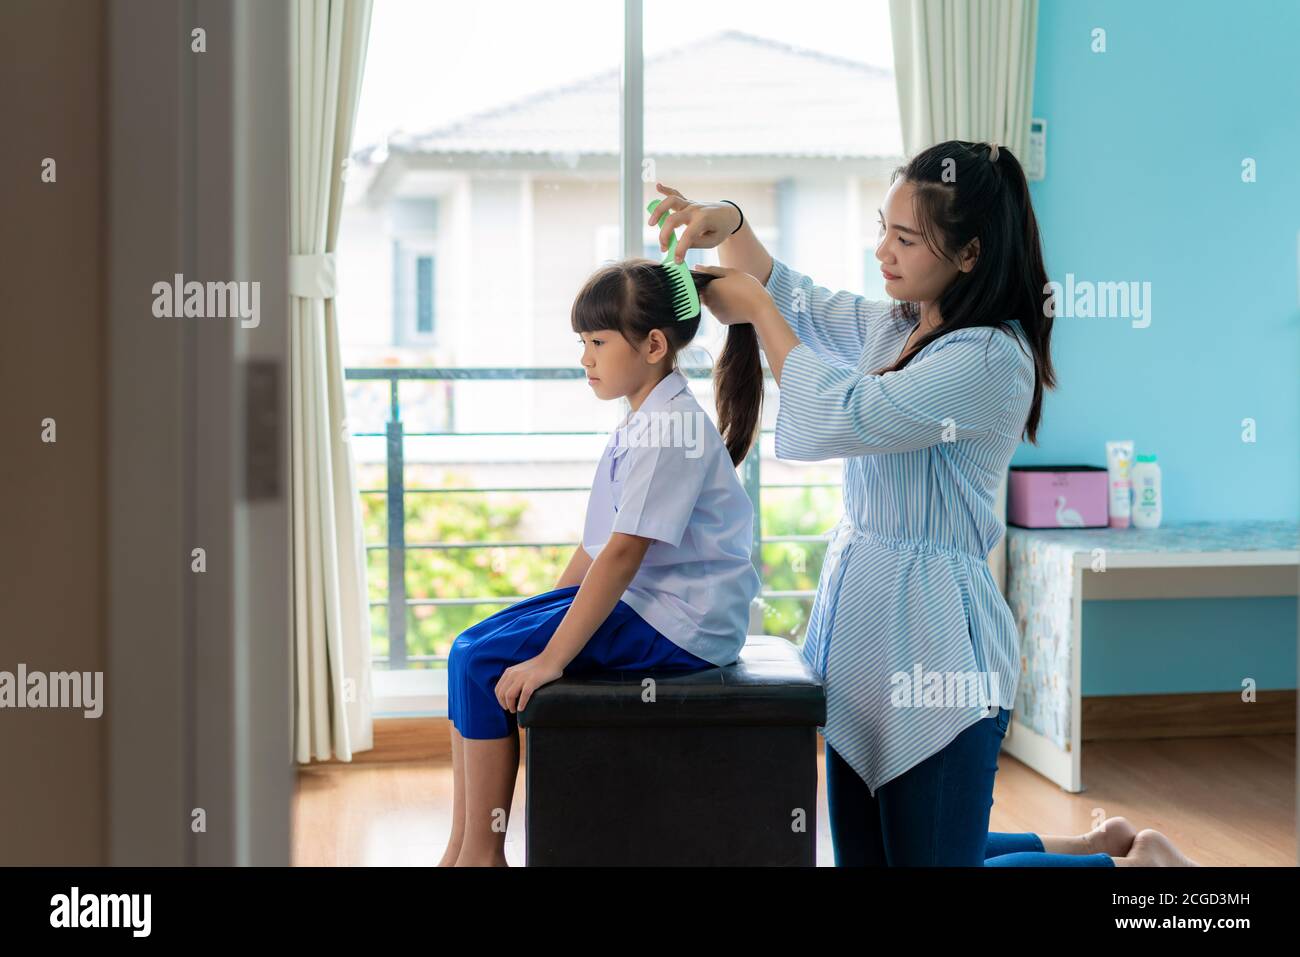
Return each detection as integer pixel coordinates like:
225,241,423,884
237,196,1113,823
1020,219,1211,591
517,635,826,866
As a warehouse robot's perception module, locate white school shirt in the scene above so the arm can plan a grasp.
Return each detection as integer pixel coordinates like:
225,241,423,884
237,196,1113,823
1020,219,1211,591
766,257,1034,796
582,368,761,667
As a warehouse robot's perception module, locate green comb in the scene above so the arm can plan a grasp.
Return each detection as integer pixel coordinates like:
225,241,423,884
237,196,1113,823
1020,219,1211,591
647,198,700,322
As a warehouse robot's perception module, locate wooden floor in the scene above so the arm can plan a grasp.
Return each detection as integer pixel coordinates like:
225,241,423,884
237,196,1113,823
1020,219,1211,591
293,734,1296,866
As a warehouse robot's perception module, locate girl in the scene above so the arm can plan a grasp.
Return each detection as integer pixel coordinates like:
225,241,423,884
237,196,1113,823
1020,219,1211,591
650,142,1196,867
439,258,763,867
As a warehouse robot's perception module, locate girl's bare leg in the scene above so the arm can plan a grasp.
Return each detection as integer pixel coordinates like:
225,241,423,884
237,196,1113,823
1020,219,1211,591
1037,815,1138,858
455,727,520,867
437,725,467,866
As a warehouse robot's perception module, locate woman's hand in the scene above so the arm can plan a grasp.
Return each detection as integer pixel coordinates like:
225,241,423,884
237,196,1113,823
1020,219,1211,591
695,264,800,384
495,654,564,714
693,264,780,328
648,183,743,263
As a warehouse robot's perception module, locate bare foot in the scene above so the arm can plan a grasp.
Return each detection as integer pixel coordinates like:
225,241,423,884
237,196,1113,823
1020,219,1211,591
1114,828,1199,867
1082,816,1137,858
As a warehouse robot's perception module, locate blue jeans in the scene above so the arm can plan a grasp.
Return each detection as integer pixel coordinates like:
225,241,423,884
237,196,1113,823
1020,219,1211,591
825,707,1114,866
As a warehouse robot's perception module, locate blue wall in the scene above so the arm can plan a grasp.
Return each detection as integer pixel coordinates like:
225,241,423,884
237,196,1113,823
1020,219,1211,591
1018,0,1299,694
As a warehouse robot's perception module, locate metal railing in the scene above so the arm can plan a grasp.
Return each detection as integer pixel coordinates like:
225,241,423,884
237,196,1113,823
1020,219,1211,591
345,367,840,668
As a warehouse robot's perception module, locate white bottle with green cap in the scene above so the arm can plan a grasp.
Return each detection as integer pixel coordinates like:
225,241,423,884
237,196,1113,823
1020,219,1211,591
1131,454,1162,529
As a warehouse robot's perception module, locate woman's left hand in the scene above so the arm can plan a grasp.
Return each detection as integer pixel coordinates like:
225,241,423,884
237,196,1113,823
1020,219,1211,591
495,654,564,714
693,265,780,328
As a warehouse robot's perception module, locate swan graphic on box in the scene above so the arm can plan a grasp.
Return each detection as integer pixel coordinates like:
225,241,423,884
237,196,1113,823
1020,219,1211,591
1007,466,1109,528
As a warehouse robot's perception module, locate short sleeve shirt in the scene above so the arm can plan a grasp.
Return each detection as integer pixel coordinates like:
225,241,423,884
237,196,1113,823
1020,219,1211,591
582,369,761,666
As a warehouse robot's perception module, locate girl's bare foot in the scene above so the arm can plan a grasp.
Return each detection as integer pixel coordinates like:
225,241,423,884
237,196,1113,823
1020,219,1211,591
1114,828,1199,867
1082,816,1137,858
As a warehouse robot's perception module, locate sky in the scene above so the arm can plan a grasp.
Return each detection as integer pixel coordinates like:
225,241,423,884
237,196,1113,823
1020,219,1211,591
351,0,895,151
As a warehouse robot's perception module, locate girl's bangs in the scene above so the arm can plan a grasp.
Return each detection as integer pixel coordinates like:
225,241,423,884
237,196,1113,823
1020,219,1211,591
571,264,629,335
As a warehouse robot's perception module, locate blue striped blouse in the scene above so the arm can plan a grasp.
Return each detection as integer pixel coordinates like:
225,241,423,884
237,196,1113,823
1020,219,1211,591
766,257,1035,796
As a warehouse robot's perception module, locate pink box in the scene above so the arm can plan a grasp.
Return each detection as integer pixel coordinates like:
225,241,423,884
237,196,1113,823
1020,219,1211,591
1007,465,1110,528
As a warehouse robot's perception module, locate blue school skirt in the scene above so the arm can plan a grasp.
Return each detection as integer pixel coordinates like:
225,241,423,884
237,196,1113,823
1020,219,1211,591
447,584,713,739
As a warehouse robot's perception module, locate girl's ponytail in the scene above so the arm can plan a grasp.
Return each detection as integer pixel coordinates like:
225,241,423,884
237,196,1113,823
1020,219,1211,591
713,318,764,468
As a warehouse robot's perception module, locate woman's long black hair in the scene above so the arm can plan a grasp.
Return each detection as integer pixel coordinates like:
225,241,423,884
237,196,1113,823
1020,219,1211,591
571,260,761,467
876,140,1056,444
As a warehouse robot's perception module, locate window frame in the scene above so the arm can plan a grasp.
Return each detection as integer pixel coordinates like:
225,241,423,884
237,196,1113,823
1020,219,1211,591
391,235,440,348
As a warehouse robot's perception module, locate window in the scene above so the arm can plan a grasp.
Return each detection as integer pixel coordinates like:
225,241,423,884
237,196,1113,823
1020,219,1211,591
392,238,438,347
594,224,711,268
415,255,434,334
338,0,899,705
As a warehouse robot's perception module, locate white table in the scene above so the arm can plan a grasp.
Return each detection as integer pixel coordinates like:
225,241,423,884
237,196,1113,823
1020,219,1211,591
1003,521,1299,792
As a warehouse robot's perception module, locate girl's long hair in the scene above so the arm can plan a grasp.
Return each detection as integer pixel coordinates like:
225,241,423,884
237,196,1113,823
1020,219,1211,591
877,141,1056,443
571,259,762,467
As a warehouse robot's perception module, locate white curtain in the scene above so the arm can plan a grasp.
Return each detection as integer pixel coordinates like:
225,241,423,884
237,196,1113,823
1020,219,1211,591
290,0,375,762
888,0,1038,594
888,0,1039,160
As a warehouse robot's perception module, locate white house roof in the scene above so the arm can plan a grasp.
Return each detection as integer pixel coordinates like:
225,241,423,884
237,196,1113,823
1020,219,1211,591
354,30,902,163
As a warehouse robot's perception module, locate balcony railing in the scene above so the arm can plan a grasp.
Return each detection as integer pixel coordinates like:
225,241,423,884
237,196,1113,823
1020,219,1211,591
345,366,841,669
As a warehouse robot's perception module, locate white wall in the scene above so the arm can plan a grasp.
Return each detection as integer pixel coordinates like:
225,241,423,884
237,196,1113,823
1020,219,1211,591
335,201,392,353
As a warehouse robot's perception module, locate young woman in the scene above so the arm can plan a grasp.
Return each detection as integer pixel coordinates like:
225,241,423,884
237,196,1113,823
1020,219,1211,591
439,259,763,867
652,140,1196,867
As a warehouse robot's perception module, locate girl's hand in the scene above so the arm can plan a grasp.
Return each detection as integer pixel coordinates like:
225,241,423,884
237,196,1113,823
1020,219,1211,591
648,183,743,263
693,264,780,328
495,654,565,714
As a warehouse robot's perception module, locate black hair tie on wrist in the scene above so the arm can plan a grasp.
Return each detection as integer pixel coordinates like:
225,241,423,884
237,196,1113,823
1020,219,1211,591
719,199,744,234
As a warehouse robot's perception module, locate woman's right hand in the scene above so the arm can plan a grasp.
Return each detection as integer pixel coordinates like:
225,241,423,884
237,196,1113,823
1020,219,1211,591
647,183,743,264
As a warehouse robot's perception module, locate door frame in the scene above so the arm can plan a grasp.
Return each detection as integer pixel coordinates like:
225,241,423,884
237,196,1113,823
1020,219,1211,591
106,0,290,866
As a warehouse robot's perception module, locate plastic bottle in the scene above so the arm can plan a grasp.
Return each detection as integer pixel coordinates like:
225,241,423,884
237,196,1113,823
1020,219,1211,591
1131,454,1161,529
1105,440,1134,528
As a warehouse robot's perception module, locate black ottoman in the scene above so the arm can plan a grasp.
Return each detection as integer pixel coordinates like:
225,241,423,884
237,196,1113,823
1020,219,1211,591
517,635,826,866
